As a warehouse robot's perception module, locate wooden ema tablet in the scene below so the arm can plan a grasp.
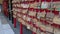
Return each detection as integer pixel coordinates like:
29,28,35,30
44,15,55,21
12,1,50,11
17,13,22,18
45,20,53,25
40,18,50,25
13,8,18,11
17,17,22,22
32,26,37,33
46,10,54,22
40,18,46,25
21,9,28,14
13,11,17,15
12,8,16,11
12,0,15,3
17,11,27,20
54,28,60,34
31,19,38,32
17,9,22,13
53,16,60,25
13,15,16,18
29,2,37,8
39,24,46,31
20,3,29,8
31,18,40,29
41,17,60,29
22,15,27,20
45,9,50,21
17,17,21,22
16,4,21,7
36,9,41,19
26,23,31,30
13,4,17,7
52,11,60,26
45,25,54,33
26,21,34,31
39,26,47,34
37,9,46,20
17,17,26,25
31,18,38,24
41,2,50,9
40,10,46,18
28,9,36,17
35,21,42,27
20,19,26,26
29,2,40,9
53,2,60,8
28,11,36,17
25,21,34,31
36,28,41,34
25,16,31,22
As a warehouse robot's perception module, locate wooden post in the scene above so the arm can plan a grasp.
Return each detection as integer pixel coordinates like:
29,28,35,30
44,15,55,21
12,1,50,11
20,23,23,34
13,18,16,28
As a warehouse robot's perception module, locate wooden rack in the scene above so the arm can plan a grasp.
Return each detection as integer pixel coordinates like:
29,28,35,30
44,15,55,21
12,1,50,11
12,0,60,34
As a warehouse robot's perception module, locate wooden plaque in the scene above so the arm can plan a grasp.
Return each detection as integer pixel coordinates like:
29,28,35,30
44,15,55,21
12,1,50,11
21,4,29,8
39,24,46,31
21,19,26,25
54,28,60,34
17,13,22,18
37,12,41,19
18,18,21,22
40,11,46,18
16,4,21,7
41,2,50,9
13,15,16,18
29,2,38,8
13,11,17,15
25,16,31,21
21,9,28,14
53,16,60,25
36,21,42,27
36,28,41,34
46,25,53,32
33,27,37,33
22,15,26,20
32,18,38,24
26,23,31,30
46,12,54,21
28,11,36,17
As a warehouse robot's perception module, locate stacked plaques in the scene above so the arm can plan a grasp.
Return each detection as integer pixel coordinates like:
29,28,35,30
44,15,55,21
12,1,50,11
12,0,60,34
